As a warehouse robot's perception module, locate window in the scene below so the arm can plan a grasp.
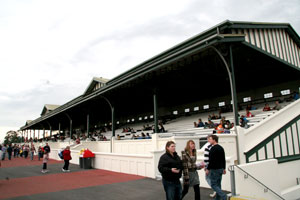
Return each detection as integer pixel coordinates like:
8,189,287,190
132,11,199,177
185,108,190,113
131,118,135,122
231,100,233,105
139,117,142,121
104,123,107,126
117,121,119,124
218,102,225,107
127,119,130,123
264,92,273,99
150,115,154,119
203,105,209,110
281,89,290,96
173,111,178,115
144,116,148,120
194,106,199,111
243,97,251,102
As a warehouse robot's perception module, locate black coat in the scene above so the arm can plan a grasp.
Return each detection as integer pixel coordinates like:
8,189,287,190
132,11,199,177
158,152,183,182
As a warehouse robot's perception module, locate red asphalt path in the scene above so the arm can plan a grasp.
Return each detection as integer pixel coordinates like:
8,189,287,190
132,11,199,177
0,156,62,168
0,158,145,199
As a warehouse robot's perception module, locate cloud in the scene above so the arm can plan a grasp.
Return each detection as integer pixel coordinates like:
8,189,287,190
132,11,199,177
0,0,299,132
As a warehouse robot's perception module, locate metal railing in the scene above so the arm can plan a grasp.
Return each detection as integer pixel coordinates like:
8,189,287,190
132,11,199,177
229,165,285,200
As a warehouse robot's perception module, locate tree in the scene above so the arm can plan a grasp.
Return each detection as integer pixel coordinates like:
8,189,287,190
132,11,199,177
4,130,22,145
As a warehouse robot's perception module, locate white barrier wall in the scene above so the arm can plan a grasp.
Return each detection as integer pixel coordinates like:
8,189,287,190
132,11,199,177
235,159,300,200
94,152,154,177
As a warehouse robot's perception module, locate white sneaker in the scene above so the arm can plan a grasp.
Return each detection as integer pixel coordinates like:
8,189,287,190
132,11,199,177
210,192,216,198
66,170,70,172
62,168,66,172
41,170,46,173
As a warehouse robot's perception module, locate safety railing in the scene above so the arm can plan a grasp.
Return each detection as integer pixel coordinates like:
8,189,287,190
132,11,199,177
229,165,285,200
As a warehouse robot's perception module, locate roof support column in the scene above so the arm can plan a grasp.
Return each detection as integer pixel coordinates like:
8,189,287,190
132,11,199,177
38,130,40,140
45,121,52,138
33,129,35,140
64,113,72,139
209,44,240,164
58,122,61,136
229,45,239,126
87,114,90,137
153,93,159,133
43,128,45,139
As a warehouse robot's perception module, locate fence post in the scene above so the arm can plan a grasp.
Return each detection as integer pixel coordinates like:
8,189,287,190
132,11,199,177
229,165,236,196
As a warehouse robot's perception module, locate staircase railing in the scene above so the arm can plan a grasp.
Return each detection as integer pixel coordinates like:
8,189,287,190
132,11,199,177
229,165,285,200
245,114,300,163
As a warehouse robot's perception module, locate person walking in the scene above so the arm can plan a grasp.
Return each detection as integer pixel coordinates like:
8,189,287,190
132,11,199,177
181,140,204,200
203,141,216,198
62,146,72,172
42,144,50,173
158,141,183,200
24,145,29,159
30,144,36,161
206,134,227,200
1,144,7,160
7,144,13,160
38,146,43,161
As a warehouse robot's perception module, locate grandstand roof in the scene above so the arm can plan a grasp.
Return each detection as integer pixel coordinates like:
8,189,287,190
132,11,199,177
40,104,60,116
21,20,300,131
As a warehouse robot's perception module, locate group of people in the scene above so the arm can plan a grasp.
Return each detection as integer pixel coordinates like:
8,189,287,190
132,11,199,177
158,134,227,200
0,142,72,174
193,117,234,134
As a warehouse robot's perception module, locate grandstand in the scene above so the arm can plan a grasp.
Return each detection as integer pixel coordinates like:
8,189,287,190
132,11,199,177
20,20,300,199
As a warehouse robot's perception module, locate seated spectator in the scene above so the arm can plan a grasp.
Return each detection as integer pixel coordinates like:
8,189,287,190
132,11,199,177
159,123,166,133
246,109,254,117
141,132,146,139
263,103,271,111
206,120,215,129
216,120,224,134
145,133,151,139
117,134,121,140
293,91,299,100
273,101,282,111
208,115,212,121
211,113,217,120
75,137,80,144
197,119,205,128
193,122,198,128
240,117,249,128
223,120,232,133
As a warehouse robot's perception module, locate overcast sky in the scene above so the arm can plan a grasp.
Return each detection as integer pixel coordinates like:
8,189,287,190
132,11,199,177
0,0,299,140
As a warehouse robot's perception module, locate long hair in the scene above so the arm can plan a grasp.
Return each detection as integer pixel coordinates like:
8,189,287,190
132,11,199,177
165,141,175,153
184,140,196,156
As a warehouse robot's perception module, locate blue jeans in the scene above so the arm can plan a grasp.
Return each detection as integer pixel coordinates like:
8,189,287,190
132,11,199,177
30,152,34,160
210,169,227,200
205,173,211,186
162,179,182,200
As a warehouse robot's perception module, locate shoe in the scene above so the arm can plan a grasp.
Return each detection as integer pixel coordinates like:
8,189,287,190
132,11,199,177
62,168,66,172
210,192,216,198
41,170,46,173
66,170,70,172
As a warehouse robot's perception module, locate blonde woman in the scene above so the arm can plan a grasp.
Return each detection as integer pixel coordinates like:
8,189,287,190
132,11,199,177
181,140,204,200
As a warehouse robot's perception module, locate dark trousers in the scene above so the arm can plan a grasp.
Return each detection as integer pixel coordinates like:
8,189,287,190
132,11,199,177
181,184,200,200
43,163,47,170
8,153,12,160
24,151,28,158
63,160,70,170
162,179,182,200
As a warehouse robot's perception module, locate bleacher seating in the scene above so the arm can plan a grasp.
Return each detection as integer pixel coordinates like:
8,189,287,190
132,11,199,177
99,100,292,140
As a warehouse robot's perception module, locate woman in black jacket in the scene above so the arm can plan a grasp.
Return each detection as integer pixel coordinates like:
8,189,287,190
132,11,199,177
158,141,183,200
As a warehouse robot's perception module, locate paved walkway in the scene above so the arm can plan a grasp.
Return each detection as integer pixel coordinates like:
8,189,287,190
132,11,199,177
0,156,216,200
